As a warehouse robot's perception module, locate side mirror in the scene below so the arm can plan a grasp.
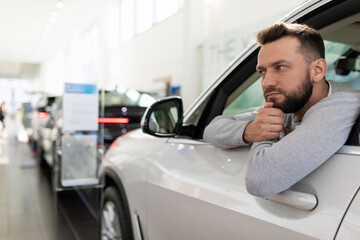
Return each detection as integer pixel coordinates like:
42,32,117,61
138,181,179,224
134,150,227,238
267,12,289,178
141,96,183,137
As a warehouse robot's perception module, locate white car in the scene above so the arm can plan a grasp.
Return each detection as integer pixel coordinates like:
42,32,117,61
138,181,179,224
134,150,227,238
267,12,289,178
100,0,360,239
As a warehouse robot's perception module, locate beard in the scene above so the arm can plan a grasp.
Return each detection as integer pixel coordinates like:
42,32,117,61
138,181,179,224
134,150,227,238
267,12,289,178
264,71,313,113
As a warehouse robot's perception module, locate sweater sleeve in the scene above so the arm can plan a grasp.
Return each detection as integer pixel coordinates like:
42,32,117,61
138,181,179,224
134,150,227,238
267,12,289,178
246,92,360,198
203,111,258,149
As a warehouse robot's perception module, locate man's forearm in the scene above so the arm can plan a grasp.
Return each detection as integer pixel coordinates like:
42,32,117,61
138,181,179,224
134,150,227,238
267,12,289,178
245,92,360,198
203,116,251,148
203,112,257,148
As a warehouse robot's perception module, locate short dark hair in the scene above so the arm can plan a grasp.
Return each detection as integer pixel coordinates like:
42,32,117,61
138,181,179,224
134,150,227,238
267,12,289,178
256,22,325,63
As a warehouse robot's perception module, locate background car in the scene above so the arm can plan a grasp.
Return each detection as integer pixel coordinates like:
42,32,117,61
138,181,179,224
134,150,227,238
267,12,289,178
99,86,156,148
29,95,57,155
100,0,360,239
36,86,156,168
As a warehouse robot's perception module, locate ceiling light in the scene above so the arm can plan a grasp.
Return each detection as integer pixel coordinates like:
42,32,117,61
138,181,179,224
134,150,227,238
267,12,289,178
49,17,56,24
45,23,52,30
51,11,59,18
32,0,65,61
56,1,64,8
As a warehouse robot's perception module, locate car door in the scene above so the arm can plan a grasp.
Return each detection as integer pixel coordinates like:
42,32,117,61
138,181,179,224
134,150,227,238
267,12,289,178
146,138,360,240
145,1,360,238
336,187,360,239
145,78,360,240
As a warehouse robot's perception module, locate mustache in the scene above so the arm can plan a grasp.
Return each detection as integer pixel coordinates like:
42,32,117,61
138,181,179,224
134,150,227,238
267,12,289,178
264,87,286,96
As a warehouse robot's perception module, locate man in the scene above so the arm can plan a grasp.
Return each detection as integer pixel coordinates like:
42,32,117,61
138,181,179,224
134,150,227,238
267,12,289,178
0,101,6,137
203,22,360,198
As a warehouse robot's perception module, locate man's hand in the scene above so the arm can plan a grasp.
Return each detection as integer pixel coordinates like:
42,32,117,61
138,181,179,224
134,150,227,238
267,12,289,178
243,102,284,143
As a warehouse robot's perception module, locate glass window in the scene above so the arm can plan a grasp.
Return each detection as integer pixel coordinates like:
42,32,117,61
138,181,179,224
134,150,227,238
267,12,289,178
136,0,153,33
155,0,179,22
90,25,99,60
103,91,137,107
223,77,264,116
119,0,183,40
121,0,135,41
107,0,120,48
324,41,360,89
103,89,155,107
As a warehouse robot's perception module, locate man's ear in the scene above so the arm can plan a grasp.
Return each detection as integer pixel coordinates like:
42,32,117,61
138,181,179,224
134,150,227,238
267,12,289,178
311,58,327,83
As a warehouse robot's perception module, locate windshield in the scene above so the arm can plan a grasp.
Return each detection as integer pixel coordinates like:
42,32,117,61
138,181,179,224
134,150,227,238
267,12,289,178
103,89,155,107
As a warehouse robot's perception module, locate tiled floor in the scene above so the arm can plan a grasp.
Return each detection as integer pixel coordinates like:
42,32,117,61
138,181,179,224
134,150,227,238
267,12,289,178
0,116,100,240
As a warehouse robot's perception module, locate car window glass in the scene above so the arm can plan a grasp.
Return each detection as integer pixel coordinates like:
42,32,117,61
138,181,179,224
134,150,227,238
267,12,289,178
103,89,155,107
324,41,360,89
223,77,264,116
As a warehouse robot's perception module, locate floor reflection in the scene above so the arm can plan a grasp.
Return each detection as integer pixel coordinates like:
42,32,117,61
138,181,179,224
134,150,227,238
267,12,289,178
0,116,99,240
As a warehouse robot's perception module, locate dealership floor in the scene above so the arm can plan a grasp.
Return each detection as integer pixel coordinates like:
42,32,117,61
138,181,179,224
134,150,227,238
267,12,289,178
0,116,99,240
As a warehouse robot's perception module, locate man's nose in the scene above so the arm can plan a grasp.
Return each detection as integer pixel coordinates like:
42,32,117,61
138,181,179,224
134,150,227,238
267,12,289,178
262,72,277,88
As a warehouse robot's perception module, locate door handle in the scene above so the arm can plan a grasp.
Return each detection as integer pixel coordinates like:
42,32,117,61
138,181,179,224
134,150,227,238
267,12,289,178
266,190,317,211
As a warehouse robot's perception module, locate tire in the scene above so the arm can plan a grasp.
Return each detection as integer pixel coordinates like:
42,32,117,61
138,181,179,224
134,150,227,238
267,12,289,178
101,186,133,240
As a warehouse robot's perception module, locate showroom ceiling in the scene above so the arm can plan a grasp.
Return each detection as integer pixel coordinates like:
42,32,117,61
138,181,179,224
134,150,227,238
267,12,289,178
0,0,103,79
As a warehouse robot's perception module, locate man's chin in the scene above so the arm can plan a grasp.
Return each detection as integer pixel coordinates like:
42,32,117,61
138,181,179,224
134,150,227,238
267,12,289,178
271,101,286,111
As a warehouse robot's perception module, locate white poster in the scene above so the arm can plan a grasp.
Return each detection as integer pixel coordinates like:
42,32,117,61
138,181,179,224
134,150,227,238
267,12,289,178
63,83,98,131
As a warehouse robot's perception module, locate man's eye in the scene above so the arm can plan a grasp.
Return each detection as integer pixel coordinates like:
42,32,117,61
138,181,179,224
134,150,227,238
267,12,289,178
257,70,265,75
277,65,286,70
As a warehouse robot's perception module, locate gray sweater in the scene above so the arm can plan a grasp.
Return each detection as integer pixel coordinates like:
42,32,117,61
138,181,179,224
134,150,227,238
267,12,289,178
203,80,360,197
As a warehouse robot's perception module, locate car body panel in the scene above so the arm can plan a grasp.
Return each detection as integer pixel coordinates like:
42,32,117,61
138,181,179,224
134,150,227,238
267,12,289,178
336,187,360,239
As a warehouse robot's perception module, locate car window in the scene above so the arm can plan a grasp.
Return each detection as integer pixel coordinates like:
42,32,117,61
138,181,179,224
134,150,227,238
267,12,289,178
222,76,264,116
221,41,360,116
103,90,155,107
324,41,360,89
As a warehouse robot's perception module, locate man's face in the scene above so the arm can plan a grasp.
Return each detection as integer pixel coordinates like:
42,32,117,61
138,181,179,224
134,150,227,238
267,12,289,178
256,36,313,113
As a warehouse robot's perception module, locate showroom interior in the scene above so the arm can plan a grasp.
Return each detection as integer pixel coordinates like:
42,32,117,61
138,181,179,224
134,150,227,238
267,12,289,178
0,0,314,239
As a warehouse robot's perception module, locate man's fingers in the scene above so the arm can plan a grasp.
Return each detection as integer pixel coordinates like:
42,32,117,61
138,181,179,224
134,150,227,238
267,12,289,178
246,102,286,142
257,111,284,125
264,102,274,108
266,116,284,125
256,129,281,141
263,102,285,118
260,123,283,132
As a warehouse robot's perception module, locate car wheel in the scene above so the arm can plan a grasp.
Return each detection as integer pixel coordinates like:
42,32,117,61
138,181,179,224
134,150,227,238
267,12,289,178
101,186,133,240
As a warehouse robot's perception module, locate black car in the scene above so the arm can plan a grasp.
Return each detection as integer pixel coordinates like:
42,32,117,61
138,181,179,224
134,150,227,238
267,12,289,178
99,87,156,148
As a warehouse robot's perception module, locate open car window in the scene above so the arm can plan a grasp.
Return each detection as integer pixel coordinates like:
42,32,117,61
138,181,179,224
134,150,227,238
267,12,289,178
221,41,360,116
